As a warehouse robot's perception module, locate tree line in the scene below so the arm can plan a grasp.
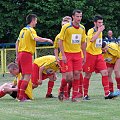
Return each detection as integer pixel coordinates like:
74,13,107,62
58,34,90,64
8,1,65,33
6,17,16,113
0,0,120,43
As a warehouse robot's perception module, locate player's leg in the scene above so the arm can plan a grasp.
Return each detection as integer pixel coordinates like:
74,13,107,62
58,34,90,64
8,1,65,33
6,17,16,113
107,66,114,93
72,52,82,102
18,52,32,101
83,52,96,100
0,83,11,98
114,58,120,95
58,53,73,101
46,73,56,98
98,55,116,99
72,70,81,102
77,72,83,98
31,63,39,89
59,72,68,100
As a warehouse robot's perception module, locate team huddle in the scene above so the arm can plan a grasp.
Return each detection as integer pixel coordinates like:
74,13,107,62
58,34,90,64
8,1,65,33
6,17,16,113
0,9,120,102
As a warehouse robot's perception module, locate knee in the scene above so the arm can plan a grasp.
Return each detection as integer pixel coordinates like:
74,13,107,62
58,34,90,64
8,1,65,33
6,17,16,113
74,71,81,79
114,71,120,78
85,73,91,79
101,70,108,76
66,75,73,81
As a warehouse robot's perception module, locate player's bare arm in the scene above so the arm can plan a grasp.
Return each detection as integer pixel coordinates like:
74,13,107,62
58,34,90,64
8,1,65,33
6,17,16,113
81,42,86,65
59,40,67,63
34,37,53,44
15,40,19,63
90,25,105,42
38,66,45,85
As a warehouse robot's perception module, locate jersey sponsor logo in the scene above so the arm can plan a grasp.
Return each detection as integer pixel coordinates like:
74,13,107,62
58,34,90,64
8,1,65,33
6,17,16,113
71,34,81,44
95,38,102,48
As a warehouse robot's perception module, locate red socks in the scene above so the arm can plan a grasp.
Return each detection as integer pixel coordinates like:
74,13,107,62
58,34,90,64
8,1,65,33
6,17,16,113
72,79,79,99
59,78,67,93
115,78,120,90
0,90,6,98
102,76,110,96
46,81,54,95
17,80,23,99
68,82,72,98
109,81,114,92
18,80,29,100
83,77,89,96
78,73,83,95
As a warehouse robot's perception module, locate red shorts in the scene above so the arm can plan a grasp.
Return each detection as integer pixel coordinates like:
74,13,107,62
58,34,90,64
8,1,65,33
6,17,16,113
18,52,32,74
83,52,107,73
32,63,53,86
106,63,115,68
65,52,82,72
59,60,68,73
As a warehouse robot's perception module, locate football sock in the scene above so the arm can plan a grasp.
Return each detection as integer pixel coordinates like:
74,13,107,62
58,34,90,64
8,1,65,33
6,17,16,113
109,81,114,92
78,73,83,95
83,77,89,97
0,90,6,98
102,76,110,96
115,78,120,90
46,81,54,95
59,78,67,93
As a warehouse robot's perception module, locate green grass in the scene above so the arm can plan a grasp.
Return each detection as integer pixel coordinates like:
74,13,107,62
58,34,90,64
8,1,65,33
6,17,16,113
0,73,120,120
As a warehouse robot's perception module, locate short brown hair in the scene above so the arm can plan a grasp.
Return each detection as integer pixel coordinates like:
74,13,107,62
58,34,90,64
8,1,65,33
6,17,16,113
72,9,82,16
26,14,37,24
7,62,18,70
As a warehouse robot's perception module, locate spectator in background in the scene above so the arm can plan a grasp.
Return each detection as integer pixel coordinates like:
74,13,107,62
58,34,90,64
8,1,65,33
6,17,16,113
105,30,116,42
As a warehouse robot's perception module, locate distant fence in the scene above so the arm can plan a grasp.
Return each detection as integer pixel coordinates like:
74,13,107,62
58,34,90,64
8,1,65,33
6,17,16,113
0,42,54,76
0,39,120,76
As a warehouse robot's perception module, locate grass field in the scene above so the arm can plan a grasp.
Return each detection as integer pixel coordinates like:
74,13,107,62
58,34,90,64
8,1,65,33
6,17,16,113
0,73,120,120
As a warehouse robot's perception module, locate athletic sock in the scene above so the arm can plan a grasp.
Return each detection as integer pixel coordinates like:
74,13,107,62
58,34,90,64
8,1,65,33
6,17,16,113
18,80,29,100
46,81,54,95
83,77,89,97
68,81,72,98
59,78,67,93
115,78,120,90
72,79,79,99
109,81,114,92
102,76,110,96
17,80,23,99
78,73,83,95
0,90,6,98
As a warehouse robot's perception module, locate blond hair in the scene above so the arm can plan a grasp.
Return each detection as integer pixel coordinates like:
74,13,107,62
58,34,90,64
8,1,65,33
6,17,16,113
62,16,72,22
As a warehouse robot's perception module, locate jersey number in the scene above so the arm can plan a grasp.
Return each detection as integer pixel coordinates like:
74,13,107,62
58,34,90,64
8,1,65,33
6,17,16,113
21,32,24,38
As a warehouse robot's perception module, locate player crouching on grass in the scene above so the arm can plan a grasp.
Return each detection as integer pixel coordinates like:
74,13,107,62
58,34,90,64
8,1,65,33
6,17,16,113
102,41,120,96
32,55,60,98
0,62,33,101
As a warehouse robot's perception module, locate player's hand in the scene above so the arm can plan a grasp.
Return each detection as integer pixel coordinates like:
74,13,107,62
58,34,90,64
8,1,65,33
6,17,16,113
47,39,53,44
38,80,42,85
98,25,105,32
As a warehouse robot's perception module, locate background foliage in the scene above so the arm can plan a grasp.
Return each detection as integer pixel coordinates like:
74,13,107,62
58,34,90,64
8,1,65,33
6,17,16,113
0,0,120,43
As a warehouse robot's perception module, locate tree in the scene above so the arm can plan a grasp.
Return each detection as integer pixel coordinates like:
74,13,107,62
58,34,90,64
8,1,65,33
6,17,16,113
0,0,120,43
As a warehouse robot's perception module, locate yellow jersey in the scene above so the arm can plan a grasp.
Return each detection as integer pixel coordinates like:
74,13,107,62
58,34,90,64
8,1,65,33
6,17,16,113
13,73,33,99
18,25,38,55
103,43,120,64
34,55,59,74
86,28,102,55
59,22,86,53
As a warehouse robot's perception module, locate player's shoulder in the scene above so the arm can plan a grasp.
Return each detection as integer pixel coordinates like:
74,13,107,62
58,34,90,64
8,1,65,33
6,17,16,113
79,24,85,30
62,22,72,29
55,33,60,39
88,28,95,33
